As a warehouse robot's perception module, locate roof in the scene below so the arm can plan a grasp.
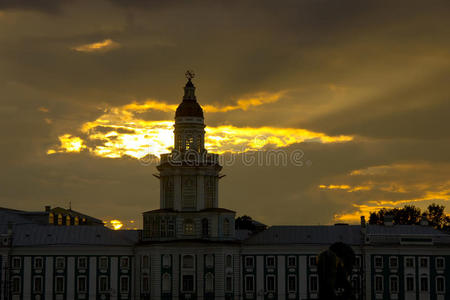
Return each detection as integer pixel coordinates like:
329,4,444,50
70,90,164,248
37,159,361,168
244,225,363,245
175,79,204,118
367,224,448,236
9,224,139,247
143,207,235,214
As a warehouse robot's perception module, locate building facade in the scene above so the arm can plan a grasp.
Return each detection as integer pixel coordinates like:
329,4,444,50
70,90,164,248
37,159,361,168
1,77,450,300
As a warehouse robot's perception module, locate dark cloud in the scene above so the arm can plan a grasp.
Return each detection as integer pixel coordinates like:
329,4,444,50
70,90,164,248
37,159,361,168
0,0,449,225
0,0,69,13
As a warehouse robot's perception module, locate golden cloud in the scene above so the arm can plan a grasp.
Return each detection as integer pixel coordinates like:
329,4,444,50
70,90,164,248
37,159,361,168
47,97,353,158
72,39,120,53
330,163,450,223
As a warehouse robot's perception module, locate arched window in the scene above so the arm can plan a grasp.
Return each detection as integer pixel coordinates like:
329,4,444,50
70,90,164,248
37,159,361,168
205,273,214,292
202,218,209,237
57,214,62,225
162,273,171,292
66,215,71,226
182,255,194,269
223,218,230,236
74,216,79,225
184,219,194,235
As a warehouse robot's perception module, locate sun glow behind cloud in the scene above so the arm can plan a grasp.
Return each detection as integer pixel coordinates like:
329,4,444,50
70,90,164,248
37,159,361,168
47,95,353,158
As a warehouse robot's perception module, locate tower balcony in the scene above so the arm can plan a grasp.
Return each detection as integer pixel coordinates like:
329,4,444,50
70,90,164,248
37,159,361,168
159,152,219,166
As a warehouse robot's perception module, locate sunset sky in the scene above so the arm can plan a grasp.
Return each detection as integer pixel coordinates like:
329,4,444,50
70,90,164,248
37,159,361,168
1,0,449,229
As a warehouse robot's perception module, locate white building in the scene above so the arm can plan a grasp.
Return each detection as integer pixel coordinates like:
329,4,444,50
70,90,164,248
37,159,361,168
1,77,449,300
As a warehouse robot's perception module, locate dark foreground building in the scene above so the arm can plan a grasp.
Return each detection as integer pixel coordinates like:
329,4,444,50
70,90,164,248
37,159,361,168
1,77,449,300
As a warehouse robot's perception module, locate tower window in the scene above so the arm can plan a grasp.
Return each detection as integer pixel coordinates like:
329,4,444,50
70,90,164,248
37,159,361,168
202,218,209,237
182,255,194,269
184,219,195,235
223,218,231,236
182,275,194,292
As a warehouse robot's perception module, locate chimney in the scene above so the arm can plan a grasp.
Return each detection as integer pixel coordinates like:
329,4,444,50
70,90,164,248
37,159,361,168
360,216,366,228
45,206,51,212
384,214,394,226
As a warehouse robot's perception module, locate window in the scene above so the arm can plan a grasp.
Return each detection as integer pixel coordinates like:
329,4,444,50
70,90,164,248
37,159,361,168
182,255,194,269
33,276,43,293
120,276,129,293
352,276,360,293
266,275,275,292
202,218,209,237
245,256,254,268
226,276,233,292
34,257,43,269
182,275,194,292
142,276,150,292
78,257,87,269
162,273,171,292
56,257,65,269
389,257,398,268
309,275,318,292
55,276,65,293
205,273,214,292
374,256,383,268
120,257,129,269
436,276,445,293
12,257,21,269
49,212,54,224
99,257,108,269
160,218,167,237
245,275,255,292
142,255,149,269
266,256,275,268
223,218,231,236
11,277,21,293
405,257,415,268
390,276,398,293
375,275,383,292
66,215,71,225
99,276,108,292
406,276,415,291
309,256,317,267
184,219,194,235
162,255,171,268
288,256,296,268
168,219,175,237
225,255,232,268
420,276,428,292
288,275,297,292
57,214,62,225
419,257,428,268
436,257,445,269
77,276,87,293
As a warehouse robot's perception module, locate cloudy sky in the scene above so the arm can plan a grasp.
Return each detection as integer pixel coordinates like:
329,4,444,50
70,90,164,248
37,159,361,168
1,0,449,229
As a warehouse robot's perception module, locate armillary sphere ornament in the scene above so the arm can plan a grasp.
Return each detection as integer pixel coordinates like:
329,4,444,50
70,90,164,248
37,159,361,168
185,70,195,80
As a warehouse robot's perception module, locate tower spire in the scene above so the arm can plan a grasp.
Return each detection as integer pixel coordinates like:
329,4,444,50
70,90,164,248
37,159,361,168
183,70,196,101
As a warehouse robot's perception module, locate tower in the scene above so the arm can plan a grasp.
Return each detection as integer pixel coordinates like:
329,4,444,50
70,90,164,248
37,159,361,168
142,73,235,241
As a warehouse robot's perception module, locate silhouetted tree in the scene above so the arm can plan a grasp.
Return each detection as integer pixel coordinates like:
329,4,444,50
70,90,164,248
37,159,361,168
369,204,450,230
318,242,356,300
235,215,256,231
